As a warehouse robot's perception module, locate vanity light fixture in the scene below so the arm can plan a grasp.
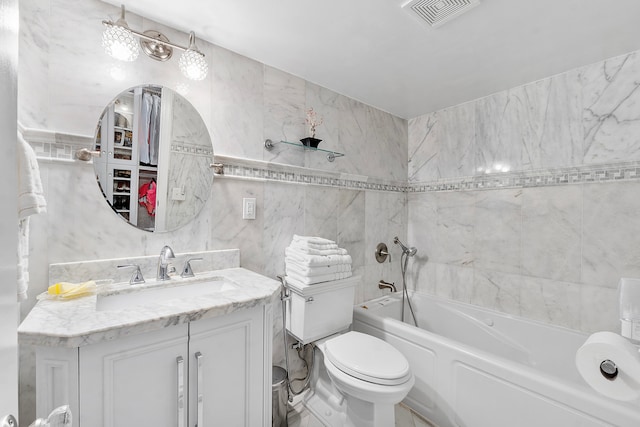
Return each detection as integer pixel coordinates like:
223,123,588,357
101,5,139,62
102,4,208,81
178,32,209,81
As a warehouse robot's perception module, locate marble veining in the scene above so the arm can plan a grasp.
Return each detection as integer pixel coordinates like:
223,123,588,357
520,185,582,283
581,181,640,288
582,51,640,165
263,66,306,166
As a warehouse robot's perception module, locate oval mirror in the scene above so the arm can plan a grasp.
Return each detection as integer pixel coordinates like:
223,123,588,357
93,85,214,232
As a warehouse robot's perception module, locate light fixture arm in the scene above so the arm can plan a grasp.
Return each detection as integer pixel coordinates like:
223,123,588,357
102,20,205,57
187,31,198,50
114,4,128,27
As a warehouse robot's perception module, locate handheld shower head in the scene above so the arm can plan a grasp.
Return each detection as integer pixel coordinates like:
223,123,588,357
393,236,417,256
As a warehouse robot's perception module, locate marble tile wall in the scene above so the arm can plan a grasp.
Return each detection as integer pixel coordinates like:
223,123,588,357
18,0,407,421
408,49,640,335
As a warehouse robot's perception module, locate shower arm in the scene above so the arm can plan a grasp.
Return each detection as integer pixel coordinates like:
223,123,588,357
393,236,417,256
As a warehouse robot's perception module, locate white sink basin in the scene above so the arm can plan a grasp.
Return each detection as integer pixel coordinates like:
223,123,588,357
96,278,237,311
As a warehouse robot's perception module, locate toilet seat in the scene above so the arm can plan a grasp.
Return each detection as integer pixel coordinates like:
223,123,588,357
324,331,412,386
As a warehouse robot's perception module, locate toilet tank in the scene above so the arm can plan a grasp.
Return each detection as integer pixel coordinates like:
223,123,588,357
285,276,359,344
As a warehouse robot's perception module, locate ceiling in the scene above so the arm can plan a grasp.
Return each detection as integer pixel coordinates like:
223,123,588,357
107,0,640,119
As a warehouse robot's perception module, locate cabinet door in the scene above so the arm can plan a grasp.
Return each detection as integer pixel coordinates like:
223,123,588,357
189,306,266,427
106,90,136,166
79,324,189,427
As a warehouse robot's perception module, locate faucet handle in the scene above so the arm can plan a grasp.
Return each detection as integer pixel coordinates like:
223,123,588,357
117,264,145,285
181,257,203,278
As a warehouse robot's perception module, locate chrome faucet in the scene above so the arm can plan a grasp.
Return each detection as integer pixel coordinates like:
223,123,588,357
157,245,176,280
378,279,397,292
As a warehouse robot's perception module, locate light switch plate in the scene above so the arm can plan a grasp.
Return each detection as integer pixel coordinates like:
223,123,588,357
171,187,186,201
243,198,256,220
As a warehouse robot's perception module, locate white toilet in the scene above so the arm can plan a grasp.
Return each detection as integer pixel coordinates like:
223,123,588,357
285,276,414,427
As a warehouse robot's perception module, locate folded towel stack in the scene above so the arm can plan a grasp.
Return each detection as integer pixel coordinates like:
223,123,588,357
285,235,352,286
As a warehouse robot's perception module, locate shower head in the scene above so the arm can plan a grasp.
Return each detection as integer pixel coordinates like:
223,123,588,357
393,236,417,257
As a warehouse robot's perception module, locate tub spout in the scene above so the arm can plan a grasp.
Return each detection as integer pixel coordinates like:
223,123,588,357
378,280,397,292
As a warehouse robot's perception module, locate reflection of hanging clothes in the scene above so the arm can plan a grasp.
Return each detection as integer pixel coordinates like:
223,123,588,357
139,92,152,165
138,180,156,216
149,94,161,166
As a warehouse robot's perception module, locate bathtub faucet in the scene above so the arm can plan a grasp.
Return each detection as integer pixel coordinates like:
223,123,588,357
378,280,397,292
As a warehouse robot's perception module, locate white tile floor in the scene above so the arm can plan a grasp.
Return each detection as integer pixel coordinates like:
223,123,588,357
286,396,436,427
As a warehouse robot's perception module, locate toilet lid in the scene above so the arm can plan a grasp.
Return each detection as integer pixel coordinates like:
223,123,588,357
324,331,411,386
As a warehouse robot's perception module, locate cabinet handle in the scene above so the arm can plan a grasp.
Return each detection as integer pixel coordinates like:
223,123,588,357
177,356,185,427
195,352,204,427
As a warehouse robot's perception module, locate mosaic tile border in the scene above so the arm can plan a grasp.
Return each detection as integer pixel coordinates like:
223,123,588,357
408,161,640,193
170,142,214,157
216,160,407,192
21,126,640,194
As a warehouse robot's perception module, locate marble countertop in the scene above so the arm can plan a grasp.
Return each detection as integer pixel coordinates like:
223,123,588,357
18,267,281,348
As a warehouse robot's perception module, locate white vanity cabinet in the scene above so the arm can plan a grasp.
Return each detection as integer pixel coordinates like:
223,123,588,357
36,305,271,427
78,324,189,427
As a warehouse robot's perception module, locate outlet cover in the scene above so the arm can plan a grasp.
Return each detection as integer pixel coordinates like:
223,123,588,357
243,198,256,220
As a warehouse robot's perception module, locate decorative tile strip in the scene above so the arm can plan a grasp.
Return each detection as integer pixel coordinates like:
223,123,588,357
408,161,640,193
21,125,94,161
170,142,214,156
214,155,408,192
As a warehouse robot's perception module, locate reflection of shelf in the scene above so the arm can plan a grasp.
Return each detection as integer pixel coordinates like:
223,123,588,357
264,139,345,162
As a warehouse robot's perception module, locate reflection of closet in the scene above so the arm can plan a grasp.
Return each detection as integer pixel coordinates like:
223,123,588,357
94,86,165,231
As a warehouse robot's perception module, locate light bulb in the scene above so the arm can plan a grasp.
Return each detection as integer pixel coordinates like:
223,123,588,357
102,24,139,62
179,49,208,81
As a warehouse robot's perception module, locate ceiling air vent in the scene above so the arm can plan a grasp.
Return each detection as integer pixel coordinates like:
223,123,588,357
403,0,480,28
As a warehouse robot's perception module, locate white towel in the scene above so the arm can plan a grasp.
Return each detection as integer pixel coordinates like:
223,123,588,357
290,240,339,251
285,247,352,267
17,133,47,301
29,404,72,427
293,234,336,245
286,261,351,277
286,271,352,286
287,244,347,256
18,133,47,219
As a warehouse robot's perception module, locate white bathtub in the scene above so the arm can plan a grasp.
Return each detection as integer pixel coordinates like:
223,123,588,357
352,292,640,427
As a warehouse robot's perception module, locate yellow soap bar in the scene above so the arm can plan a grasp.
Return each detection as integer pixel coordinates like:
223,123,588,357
48,281,96,299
